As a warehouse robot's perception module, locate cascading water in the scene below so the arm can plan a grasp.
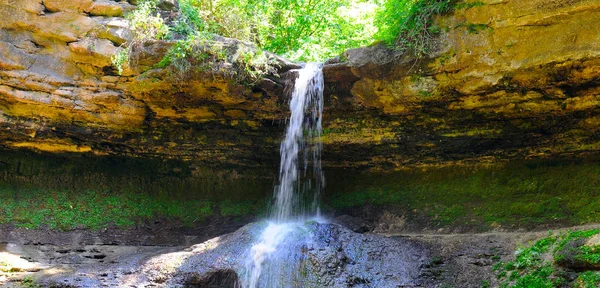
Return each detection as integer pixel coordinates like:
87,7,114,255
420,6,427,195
273,62,324,221
242,63,325,288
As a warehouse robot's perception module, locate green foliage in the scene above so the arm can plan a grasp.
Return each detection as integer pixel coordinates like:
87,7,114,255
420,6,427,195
112,0,170,75
116,0,460,74
555,229,600,254
157,32,276,83
21,276,40,288
374,0,453,56
182,0,378,62
576,245,600,265
219,200,263,217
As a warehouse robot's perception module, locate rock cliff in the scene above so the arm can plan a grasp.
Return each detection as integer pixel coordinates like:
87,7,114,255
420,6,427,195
1,0,599,170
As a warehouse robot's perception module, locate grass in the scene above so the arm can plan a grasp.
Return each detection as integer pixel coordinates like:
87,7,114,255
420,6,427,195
325,160,600,230
0,186,265,230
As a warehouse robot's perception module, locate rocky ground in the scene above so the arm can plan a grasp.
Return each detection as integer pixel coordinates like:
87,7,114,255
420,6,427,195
3,220,598,287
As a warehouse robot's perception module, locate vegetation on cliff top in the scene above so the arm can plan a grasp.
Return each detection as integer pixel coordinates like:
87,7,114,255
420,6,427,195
113,0,458,76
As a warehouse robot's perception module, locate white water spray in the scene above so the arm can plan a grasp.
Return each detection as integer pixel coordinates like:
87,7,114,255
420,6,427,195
242,63,325,288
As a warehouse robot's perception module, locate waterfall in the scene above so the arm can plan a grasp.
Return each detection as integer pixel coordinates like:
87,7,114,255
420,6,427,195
273,62,325,221
242,63,325,288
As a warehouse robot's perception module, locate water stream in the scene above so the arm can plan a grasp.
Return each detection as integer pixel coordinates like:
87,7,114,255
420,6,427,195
243,63,325,288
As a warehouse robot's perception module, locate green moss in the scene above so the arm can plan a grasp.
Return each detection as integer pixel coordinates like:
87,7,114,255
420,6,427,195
418,90,433,98
325,160,600,229
429,204,466,226
219,200,266,217
0,188,217,230
0,151,271,231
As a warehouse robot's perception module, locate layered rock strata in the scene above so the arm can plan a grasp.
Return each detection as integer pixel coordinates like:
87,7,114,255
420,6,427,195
0,0,599,170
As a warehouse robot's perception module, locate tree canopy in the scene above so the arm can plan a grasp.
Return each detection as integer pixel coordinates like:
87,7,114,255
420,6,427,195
177,0,452,62
115,0,454,77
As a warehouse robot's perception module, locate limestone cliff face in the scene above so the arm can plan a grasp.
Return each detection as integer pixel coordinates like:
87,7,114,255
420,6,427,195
0,0,599,170
324,0,600,169
0,0,291,168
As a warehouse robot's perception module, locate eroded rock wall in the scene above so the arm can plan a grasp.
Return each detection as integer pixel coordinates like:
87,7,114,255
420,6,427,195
0,0,290,169
0,0,599,171
324,0,600,169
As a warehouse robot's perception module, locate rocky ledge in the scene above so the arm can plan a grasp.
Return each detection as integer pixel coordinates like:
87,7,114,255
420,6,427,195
0,0,599,171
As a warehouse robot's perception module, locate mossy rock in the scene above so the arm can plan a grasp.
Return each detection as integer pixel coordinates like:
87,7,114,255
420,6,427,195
555,231,600,270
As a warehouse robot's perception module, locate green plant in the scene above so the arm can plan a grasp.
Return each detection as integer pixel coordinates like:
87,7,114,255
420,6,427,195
127,0,170,41
374,0,453,57
111,47,130,75
555,229,600,254
418,90,433,98
157,32,276,83
0,188,219,230
178,0,379,62
21,275,40,288
111,0,170,75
